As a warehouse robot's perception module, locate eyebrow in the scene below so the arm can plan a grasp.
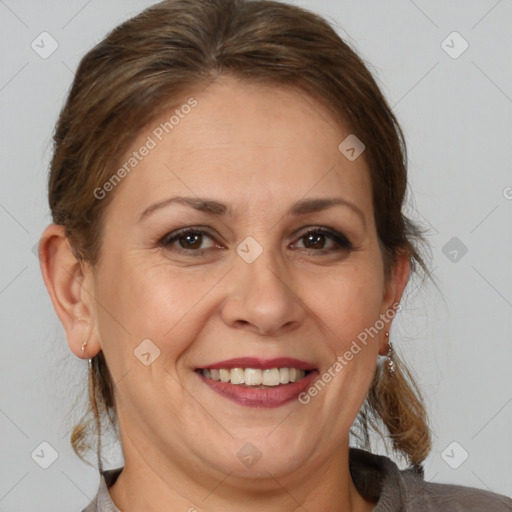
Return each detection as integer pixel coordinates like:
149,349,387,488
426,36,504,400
138,195,366,227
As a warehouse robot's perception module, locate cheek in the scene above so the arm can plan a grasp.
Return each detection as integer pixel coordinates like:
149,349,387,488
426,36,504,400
304,262,385,345
92,256,223,367
294,266,384,437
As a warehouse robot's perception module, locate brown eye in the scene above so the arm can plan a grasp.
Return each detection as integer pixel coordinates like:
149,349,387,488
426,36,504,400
177,232,203,249
303,232,327,249
294,227,352,253
160,228,218,253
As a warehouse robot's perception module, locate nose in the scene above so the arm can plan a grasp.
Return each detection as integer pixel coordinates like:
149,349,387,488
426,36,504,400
219,242,306,337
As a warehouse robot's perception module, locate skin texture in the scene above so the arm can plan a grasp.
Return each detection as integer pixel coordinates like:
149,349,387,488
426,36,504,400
40,75,409,511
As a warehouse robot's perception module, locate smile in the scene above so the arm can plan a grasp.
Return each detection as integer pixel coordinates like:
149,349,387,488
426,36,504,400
200,367,309,386
195,357,318,408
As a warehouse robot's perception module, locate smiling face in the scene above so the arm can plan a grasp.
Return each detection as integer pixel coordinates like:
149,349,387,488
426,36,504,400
76,75,407,495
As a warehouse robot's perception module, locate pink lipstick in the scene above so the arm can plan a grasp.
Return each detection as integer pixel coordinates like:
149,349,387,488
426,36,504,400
196,357,318,408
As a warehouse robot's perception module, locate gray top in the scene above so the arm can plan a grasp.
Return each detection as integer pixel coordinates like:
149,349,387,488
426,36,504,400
82,447,512,511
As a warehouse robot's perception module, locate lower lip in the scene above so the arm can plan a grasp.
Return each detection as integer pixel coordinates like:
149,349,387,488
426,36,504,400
197,370,319,408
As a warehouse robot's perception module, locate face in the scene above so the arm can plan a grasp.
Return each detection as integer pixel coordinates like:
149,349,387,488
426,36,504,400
76,76,406,485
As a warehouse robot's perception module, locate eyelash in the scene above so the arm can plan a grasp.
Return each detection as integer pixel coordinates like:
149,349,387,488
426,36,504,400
158,226,354,256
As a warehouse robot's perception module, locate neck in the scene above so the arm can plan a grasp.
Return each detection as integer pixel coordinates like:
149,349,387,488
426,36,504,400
108,433,375,512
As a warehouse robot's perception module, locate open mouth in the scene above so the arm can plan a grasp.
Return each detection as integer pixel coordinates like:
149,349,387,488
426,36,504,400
198,367,311,387
195,358,318,408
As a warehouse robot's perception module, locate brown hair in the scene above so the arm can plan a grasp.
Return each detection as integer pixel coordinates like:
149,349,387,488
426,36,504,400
48,0,432,471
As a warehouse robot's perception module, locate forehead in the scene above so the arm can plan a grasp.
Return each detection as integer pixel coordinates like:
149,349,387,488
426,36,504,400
105,76,373,220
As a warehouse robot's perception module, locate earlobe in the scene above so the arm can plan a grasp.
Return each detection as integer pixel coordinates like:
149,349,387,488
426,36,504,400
378,250,411,355
38,224,100,359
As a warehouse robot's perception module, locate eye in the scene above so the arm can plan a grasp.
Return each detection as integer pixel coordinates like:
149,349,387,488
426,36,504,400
292,227,353,253
159,227,220,253
158,225,354,256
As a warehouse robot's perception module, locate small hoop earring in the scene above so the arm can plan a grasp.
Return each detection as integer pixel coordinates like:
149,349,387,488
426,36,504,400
385,332,395,377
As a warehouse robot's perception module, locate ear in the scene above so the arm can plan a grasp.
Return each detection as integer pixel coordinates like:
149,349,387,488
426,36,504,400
378,250,410,355
38,224,101,359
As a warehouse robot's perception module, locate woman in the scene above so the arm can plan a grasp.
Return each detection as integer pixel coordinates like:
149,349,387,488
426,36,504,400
38,0,512,510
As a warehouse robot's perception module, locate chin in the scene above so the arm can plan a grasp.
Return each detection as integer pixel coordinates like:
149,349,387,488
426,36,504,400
197,431,318,483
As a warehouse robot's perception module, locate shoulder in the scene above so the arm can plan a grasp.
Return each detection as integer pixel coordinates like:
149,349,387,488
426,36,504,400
349,447,512,511
400,467,512,511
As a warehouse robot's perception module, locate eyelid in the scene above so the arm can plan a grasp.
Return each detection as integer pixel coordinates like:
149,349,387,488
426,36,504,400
159,226,221,249
291,226,353,251
158,225,354,255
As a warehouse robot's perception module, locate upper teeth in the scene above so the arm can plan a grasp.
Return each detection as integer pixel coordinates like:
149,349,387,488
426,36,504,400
201,367,307,386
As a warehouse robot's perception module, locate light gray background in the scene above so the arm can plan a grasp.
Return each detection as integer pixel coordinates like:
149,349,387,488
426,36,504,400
1,0,511,510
